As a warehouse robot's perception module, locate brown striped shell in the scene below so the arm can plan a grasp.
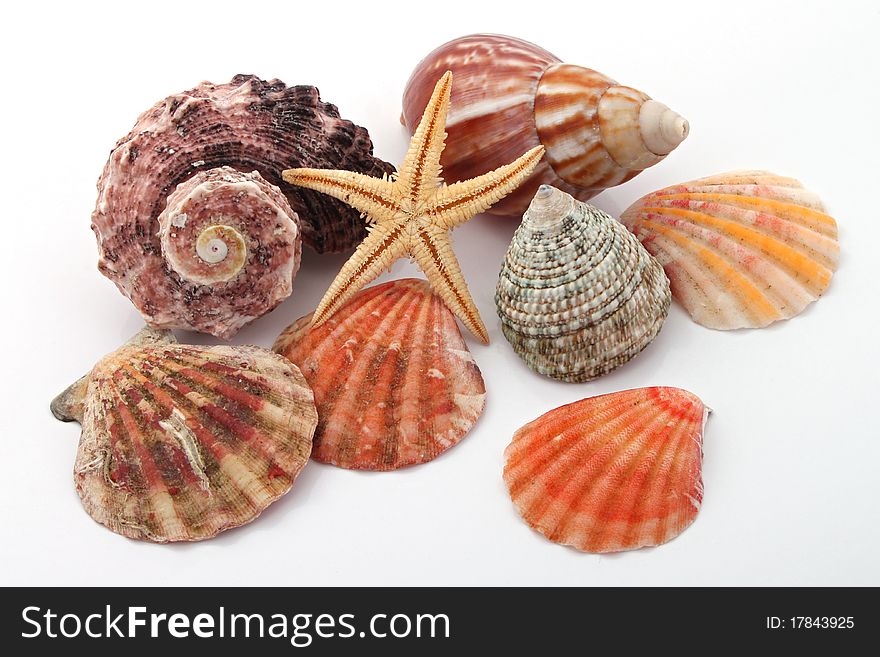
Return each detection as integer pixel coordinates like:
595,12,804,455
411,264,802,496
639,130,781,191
273,279,486,471
496,186,671,382
402,34,688,216
50,328,317,543
620,171,840,329
504,387,708,553
94,75,394,338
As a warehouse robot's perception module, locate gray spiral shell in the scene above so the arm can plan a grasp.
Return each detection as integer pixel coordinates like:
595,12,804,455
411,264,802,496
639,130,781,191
495,185,671,382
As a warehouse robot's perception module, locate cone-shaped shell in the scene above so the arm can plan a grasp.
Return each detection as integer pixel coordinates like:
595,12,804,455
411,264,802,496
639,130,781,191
496,186,671,382
504,387,708,553
401,34,688,216
620,171,840,329
51,329,317,542
274,279,486,470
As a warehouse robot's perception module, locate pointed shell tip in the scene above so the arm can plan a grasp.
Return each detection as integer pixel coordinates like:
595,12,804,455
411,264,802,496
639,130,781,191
639,100,689,155
523,185,573,230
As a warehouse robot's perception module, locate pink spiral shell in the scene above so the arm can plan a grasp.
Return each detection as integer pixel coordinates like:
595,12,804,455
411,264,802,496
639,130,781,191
93,75,394,338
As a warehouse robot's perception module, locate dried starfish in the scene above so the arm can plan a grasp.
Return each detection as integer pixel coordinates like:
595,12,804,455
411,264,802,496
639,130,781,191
282,72,544,344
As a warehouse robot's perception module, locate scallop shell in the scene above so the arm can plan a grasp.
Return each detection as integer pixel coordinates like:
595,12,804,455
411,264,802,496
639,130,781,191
94,75,394,338
504,387,708,553
402,34,688,216
620,171,840,329
496,186,671,382
273,279,486,470
50,328,317,542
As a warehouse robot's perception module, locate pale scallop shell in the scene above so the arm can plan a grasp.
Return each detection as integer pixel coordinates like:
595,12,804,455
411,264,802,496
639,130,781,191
620,171,840,329
504,387,708,553
496,186,671,382
274,279,486,470
51,328,317,542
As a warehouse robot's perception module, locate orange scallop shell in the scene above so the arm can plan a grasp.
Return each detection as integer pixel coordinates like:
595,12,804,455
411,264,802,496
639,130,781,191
274,278,486,470
504,387,708,553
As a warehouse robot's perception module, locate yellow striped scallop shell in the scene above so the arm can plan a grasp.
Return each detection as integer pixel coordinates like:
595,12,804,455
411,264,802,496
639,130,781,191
51,328,317,542
620,171,839,329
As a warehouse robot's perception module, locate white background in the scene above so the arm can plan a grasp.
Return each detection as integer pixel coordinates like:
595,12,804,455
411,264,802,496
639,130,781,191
2,0,878,586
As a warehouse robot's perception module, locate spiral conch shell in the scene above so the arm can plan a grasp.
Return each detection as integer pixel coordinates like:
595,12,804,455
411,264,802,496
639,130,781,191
50,328,318,542
93,75,394,338
274,279,486,470
402,34,689,216
496,186,671,382
504,387,708,553
621,171,840,329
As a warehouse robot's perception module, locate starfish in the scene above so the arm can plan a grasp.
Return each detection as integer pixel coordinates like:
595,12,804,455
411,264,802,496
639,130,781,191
282,71,544,344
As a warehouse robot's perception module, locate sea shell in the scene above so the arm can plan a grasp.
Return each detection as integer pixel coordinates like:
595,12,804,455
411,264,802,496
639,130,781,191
496,186,671,382
504,387,708,553
147,166,301,337
273,279,486,470
620,171,840,329
402,34,688,216
50,328,318,543
93,74,394,338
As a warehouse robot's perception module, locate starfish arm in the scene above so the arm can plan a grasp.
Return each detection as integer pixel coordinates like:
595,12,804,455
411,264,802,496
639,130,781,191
282,168,398,221
310,222,409,328
398,71,453,206
428,145,545,229
411,225,489,344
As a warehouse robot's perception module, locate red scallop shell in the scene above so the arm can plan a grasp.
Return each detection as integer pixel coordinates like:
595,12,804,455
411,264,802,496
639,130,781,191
274,279,486,470
504,387,708,553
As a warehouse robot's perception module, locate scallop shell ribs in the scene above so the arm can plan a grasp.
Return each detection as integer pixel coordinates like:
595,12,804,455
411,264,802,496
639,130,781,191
274,279,486,470
51,328,318,542
496,186,671,382
621,171,840,329
504,387,708,553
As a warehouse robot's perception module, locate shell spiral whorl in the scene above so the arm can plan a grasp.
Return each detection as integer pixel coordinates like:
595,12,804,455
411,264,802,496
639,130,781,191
402,34,689,216
157,167,290,290
93,75,394,338
496,186,671,382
